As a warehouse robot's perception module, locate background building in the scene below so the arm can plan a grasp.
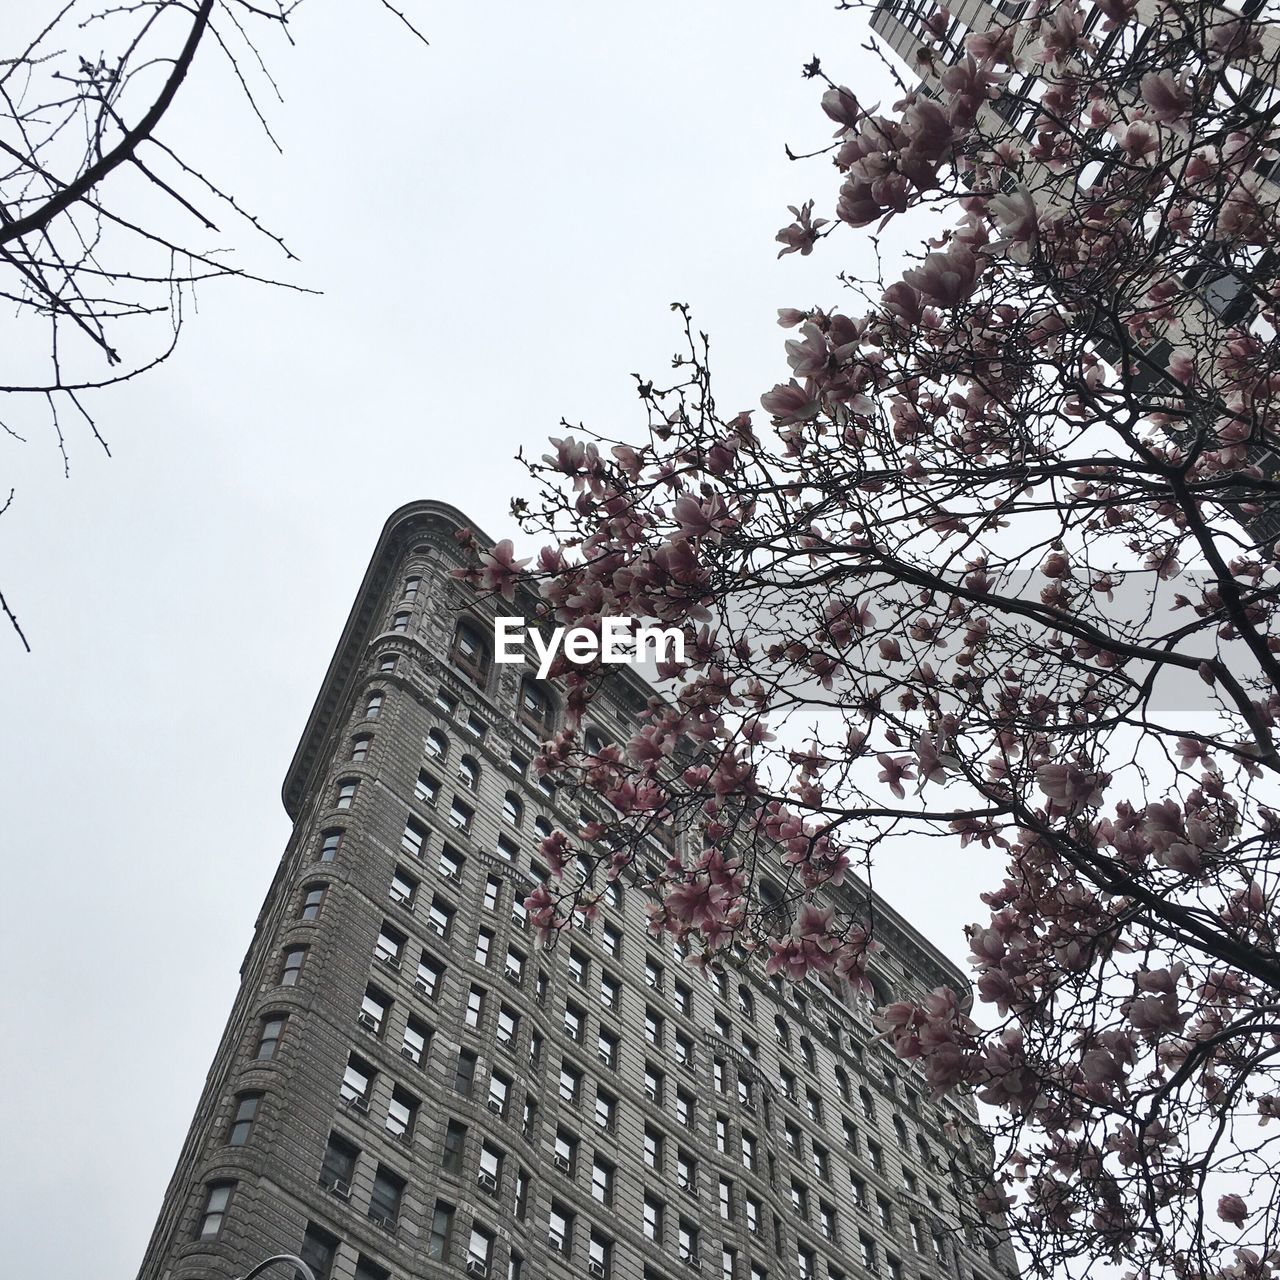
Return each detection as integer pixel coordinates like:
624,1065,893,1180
136,499,1019,1280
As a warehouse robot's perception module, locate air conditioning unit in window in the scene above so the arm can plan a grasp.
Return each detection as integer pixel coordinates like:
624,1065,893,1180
588,1262,607,1279
553,1153,571,1171
357,1012,379,1032
465,1261,489,1278
400,1047,419,1063
683,1260,702,1273
503,970,523,986
343,1094,369,1113
476,1171,498,1192
414,978,433,996
487,1098,504,1116
369,1211,397,1234
376,953,402,971
320,1177,351,1199
547,1232,565,1251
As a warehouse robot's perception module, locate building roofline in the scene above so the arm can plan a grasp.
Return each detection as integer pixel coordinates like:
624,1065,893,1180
282,497,972,997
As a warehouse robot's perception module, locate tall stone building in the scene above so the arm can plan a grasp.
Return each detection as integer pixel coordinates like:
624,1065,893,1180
137,499,1018,1280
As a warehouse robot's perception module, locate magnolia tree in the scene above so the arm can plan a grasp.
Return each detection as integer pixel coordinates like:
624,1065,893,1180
470,2,1280,1277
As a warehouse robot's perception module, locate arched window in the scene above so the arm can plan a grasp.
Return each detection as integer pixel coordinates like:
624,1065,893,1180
458,755,480,791
835,1067,851,1103
425,729,449,759
451,621,491,684
584,726,610,757
916,1135,935,1169
859,1086,876,1122
518,677,557,735
738,986,755,1021
535,816,553,840
800,1037,817,1072
364,691,384,719
503,792,524,826
893,1116,908,1145
774,1016,791,1049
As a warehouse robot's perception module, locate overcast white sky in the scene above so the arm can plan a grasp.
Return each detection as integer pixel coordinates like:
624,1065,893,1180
0,4,1011,1276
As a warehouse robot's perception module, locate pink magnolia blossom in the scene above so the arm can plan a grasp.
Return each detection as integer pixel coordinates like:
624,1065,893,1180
1217,1194,1249,1227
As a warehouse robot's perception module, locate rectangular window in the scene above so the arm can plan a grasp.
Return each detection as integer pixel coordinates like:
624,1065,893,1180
488,1071,511,1117
374,923,405,967
599,972,621,1011
559,1063,581,1105
359,986,388,1036
589,1231,612,1279
678,1219,699,1264
401,816,427,858
454,1048,477,1096
227,1093,261,1146
645,957,664,991
467,1226,495,1272
592,1155,615,1205
676,1090,695,1129
497,1004,520,1048
320,1133,358,1194
719,1176,733,1220
644,1063,664,1105
745,1195,760,1236
341,1054,375,1108
402,1015,430,1066
299,1223,338,1280
368,1165,404,1229
643,1194,664,1242
442,1119,468,1173
554,1128,578,1174
548,1201,574,1255
803,1199,827,1245
390,867,418,907
428,1201,454,1261
449,798,474,832
475,928,493,965
595,1088,618,1131
598,1027,619,1069
478,1142,503,1193
198,1182,233,1238
563,1003,585,1043
465,984,486,1028
386,1086,417,1141
428,898,454,938
677,1148,697,1193
644,1125,663,1170
505,947,526,984
438,846,464,881
483,875,501,910
602,923,621,958
675,1030,694,1066
415,771,440,806
645,1008,664,1048
568,948,588,986
416,952,444,998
